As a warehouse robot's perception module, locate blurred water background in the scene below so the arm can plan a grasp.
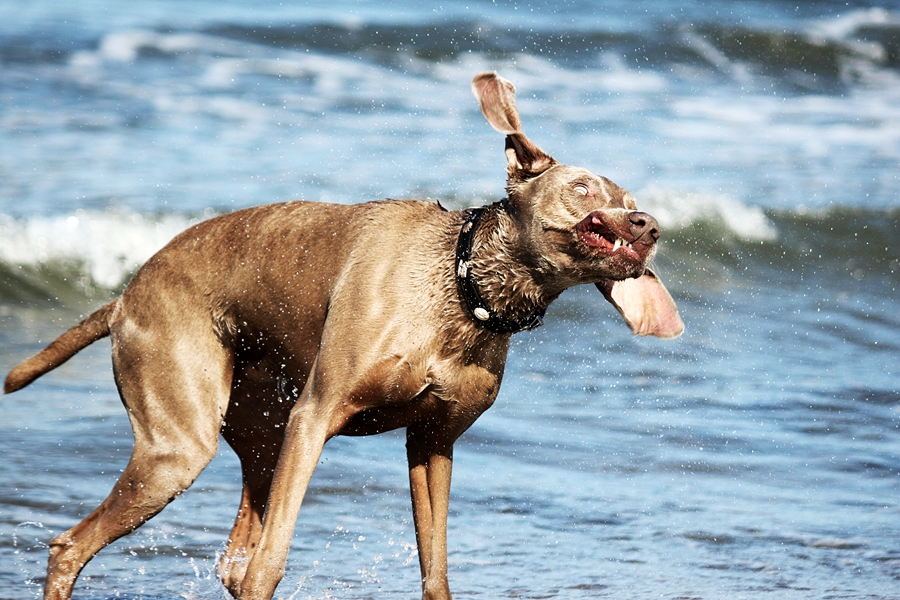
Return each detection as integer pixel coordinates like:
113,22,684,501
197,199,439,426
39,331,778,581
1,1,898,598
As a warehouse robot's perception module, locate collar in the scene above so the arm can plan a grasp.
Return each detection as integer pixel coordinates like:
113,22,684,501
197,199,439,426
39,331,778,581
454,202,545,334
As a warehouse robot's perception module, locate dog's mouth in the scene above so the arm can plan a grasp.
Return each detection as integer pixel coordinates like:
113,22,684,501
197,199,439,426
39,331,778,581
576,213,642,260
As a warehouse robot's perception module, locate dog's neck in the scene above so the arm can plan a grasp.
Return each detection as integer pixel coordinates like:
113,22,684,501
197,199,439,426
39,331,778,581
459,201,563,333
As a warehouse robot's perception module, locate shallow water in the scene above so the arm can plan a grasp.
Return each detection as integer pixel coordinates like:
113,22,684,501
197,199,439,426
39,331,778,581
1,1,899,598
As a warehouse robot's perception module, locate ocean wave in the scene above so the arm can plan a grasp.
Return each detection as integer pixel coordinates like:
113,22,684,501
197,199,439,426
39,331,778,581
0,193,775,292
637,186,778,242
199,14,900,91
809,7,900,46
0,209,208,302
5,8,900,94
33,22,900,156
665,202,900,293
2,200,896,307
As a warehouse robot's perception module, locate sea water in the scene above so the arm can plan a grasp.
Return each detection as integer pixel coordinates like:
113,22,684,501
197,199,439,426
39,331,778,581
1,1,898,598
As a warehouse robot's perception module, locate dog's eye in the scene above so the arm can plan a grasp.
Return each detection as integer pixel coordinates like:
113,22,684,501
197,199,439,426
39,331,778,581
573,184,589,196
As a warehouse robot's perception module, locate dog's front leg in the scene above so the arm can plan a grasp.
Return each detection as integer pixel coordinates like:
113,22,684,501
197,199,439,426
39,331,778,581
407,421,455,600
236,394,335,599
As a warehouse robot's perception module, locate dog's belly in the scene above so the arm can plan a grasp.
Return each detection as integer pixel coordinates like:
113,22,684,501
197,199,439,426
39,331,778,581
227,342,441,438
337,391,445,437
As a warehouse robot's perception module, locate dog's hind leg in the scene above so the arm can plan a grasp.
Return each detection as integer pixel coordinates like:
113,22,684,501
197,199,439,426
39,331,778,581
219,376,294,596
42,313,233,600
231,348,357,600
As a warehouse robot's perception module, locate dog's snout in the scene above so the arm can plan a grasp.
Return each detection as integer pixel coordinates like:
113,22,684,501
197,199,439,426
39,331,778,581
628,211,660,242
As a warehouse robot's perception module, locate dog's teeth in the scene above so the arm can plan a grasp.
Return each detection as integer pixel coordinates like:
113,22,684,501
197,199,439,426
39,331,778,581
612,238,622,251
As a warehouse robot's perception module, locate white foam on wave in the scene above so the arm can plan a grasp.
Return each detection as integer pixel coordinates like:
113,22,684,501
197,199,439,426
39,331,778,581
0,210,205,289
66,28,440,126
98,29,249,63
63,24,900,155
806,8,900,85
71,26,672,119
637,185,778,242
667,81,900,160
809,7,900,41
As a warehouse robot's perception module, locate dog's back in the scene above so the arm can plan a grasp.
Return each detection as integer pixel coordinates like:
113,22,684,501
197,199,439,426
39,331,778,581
113,198,452,373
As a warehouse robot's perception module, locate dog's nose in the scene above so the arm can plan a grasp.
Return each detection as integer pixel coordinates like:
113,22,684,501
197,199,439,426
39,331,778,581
628,211,660,242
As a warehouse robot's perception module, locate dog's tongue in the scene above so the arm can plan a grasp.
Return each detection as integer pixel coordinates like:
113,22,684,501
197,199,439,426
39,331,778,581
596,269,684,339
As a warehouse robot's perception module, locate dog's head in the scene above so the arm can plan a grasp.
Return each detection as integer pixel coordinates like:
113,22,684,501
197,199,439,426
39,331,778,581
472,72,683,339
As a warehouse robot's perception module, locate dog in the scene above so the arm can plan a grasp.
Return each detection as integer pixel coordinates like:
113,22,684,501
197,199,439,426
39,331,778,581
4,72,683,600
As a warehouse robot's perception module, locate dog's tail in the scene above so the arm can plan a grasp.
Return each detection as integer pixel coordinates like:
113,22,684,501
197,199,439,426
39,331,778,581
4,300,118,394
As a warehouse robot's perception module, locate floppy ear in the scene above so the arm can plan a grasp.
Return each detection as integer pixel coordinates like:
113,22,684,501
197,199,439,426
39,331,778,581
471,71,555,176
595,269,684,339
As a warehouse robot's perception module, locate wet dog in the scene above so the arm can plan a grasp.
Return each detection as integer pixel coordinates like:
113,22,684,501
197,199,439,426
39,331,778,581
5,72,682,600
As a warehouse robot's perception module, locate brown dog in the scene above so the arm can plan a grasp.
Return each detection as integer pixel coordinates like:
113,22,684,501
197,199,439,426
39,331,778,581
5,72,683,600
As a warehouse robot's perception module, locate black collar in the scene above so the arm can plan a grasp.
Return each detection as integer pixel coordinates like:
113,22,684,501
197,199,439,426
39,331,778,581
454,202,545,334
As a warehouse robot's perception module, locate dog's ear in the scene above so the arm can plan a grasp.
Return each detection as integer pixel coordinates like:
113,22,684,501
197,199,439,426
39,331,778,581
595,269,684,339
472,72,555,176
